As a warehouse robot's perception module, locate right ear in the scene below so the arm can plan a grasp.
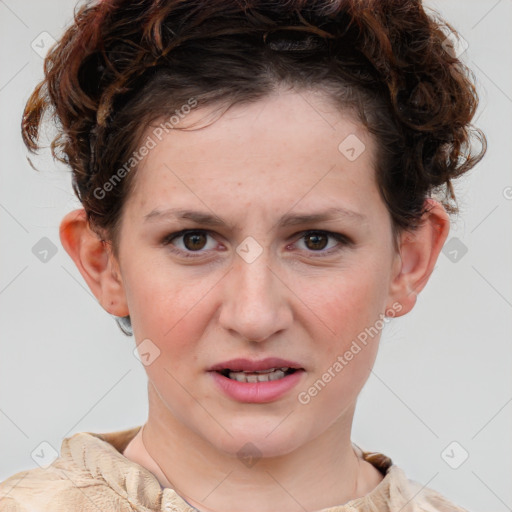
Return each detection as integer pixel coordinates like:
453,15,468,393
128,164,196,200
59,209,129,317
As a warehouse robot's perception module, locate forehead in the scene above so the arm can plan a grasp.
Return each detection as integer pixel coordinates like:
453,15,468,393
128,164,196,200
126,90,380,219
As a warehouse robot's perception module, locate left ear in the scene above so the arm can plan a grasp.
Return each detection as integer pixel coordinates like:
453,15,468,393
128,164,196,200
388,199,450,317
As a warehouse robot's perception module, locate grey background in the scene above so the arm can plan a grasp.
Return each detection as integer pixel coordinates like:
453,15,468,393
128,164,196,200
1,1,511,511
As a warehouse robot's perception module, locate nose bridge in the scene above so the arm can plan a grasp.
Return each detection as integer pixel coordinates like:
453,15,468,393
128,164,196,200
220,246,290,342
236,249,274,301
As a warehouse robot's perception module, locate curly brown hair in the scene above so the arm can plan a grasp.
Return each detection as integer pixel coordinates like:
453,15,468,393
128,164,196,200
21,0,486,334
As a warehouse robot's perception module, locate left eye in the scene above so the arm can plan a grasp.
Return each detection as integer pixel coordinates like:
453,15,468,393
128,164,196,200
293,231,348,253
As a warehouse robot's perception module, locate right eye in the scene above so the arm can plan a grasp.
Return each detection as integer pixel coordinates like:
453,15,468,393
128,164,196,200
162,230,219,257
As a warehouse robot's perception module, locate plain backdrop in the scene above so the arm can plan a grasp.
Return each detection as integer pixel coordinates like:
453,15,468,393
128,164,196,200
0,1,511,511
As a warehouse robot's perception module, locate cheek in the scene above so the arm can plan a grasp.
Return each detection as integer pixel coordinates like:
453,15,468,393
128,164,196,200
305,265,390,340
303,265,389,385
124,263,214,355
298,280,384,414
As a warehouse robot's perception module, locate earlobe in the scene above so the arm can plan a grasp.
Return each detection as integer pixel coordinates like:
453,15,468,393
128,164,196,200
59,209,129,317
388,199,450,317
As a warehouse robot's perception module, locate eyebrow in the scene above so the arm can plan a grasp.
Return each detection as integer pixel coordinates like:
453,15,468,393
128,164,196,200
143,207,367,229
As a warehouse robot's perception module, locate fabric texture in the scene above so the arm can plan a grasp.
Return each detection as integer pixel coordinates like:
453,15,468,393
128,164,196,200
0,425,468,512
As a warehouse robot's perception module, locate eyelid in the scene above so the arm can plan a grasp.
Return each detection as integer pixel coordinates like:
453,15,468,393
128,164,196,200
161,228,215,247
291,230,353,256
299,230,352,245
162,228,352,258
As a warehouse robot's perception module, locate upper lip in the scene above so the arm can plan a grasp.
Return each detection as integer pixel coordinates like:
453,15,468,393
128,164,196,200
208,357,304,372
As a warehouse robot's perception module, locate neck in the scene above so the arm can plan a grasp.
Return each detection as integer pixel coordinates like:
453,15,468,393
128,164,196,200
123,384,383,512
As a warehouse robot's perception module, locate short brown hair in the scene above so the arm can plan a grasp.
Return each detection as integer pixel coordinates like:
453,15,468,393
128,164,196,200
21,0,486,334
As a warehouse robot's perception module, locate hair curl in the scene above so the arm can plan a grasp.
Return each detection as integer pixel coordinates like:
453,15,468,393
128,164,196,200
21,0,486,336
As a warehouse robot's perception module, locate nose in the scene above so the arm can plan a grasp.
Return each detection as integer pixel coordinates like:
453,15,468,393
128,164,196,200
218,249,293,343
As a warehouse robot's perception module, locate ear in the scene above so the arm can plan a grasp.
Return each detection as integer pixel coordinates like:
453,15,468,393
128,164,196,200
59,208,129,317
388,199,450,317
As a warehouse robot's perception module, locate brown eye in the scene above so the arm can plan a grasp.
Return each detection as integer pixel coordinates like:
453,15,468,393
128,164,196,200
162,230,217,255
294,230,351,256
304,232,328,250
183,232,207,250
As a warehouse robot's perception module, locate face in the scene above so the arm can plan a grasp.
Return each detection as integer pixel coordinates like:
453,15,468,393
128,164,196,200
115,89,401,457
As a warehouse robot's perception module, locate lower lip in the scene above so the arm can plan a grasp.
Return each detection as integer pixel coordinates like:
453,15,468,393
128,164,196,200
209,370,305,403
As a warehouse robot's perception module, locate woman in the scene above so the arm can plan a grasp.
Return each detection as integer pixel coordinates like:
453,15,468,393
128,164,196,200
0,0,485,510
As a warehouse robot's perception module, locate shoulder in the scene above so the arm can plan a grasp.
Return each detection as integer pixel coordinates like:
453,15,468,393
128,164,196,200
399,468,470,512
0,464,130,512
351,446,470,512
0,427,144,512
377,465,470,512
0,466,63,512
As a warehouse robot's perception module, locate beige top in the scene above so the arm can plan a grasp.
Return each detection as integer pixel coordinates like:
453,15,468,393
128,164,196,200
0,425,468,512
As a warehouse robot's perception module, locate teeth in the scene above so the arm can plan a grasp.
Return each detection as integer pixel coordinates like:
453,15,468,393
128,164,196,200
252,367,289,374
227,369,287,382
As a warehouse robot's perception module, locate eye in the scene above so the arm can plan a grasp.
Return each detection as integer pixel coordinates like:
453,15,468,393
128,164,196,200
161,229,352,259
162,229,219,257
293,230,351,255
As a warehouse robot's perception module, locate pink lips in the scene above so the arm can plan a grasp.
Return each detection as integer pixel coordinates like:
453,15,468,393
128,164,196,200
207,357,305,403
208,357,303,373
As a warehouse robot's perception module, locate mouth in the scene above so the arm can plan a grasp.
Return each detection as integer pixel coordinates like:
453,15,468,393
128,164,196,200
208,358,306,403
216,367,300,383
208,357,305,384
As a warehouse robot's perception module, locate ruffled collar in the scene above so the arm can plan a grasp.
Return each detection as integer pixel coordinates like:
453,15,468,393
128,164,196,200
60,425,418,512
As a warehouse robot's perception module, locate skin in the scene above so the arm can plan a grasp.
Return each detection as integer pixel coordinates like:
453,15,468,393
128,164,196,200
60,88,449,512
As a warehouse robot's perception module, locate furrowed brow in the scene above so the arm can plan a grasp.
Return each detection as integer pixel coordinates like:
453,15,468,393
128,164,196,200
143,206,366,228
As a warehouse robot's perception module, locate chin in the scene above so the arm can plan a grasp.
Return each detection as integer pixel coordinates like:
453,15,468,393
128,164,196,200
205,422,308,460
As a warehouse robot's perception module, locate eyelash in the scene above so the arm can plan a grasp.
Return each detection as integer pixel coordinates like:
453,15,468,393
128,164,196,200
161,229,352,259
